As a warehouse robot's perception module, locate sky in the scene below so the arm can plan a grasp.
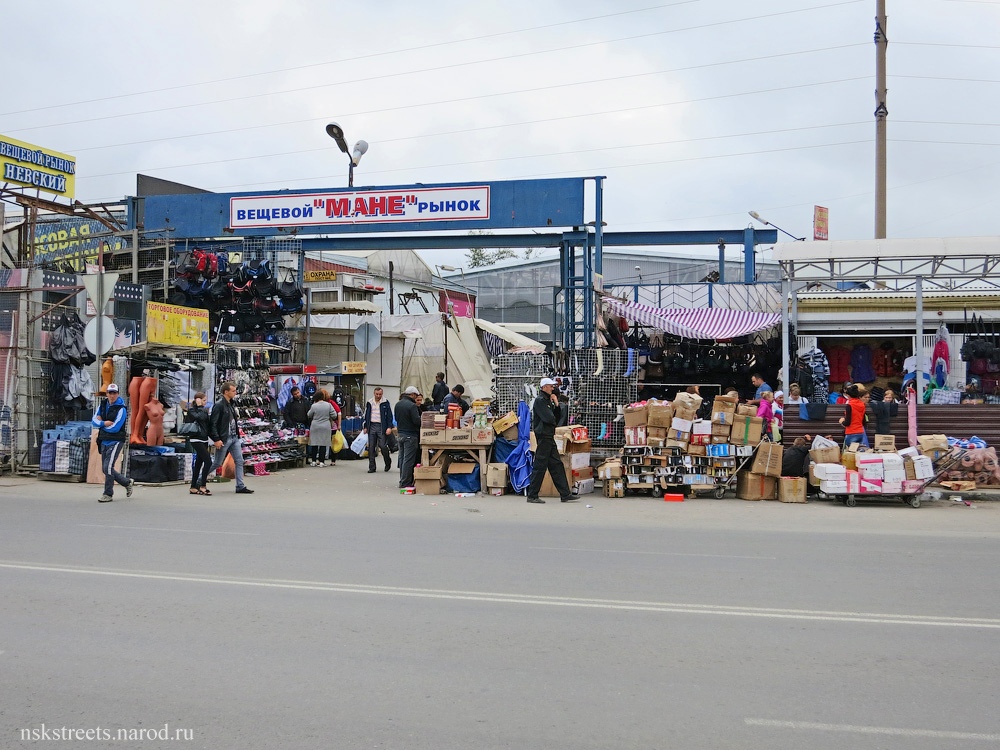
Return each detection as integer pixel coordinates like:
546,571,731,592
2,0,999,273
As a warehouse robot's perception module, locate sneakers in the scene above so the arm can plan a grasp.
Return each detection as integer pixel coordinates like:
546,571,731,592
99,494,113,503
126,479,135,498
235,487,255,494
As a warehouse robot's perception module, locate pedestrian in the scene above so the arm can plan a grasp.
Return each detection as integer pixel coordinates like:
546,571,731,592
750,373,773,405
182,392,212,495
282,385,310,430
772,390,784,439
209,380,253,494
756,390,775,441
394,385,422,488
431,372,449,410
867,388,899,435
442,383,470,415
838,383,867,449
326,393,342,466
785,383,807,405
363,386,394,474
307,389,337,467
525,377,576,504
91,383,135,503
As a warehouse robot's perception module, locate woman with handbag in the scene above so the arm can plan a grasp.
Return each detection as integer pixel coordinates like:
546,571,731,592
307,390,337,467
181,392,213,495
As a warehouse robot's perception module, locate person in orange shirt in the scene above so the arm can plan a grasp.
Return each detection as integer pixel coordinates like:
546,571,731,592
838,384,867,448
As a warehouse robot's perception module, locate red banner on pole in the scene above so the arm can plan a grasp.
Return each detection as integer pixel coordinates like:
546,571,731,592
813,205,829,241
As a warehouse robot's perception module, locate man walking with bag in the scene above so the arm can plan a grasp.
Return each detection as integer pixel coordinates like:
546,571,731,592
364,387,394,473
91,383,135,503
209,381,254,494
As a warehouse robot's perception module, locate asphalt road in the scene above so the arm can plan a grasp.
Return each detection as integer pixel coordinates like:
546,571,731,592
2,464,999,750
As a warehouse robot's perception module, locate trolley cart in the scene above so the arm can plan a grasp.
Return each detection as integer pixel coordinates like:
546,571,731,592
823,449,966,508
693,439,767,499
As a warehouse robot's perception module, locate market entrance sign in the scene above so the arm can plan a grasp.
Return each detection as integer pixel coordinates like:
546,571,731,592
231,185,490,229
0,134,76,199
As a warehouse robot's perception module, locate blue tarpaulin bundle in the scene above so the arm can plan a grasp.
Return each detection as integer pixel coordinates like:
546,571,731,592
504,400,533,493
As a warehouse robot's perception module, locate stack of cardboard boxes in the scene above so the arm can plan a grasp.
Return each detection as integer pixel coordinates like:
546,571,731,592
535,426,594,498
810,437,943,498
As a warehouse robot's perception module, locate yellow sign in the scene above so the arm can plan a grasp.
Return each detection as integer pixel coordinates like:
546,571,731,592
304,270,338,282
146,301,210,348
342,361,366,375
0,134,76,199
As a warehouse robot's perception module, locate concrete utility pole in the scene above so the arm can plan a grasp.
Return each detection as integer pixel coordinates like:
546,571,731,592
874,0,888,238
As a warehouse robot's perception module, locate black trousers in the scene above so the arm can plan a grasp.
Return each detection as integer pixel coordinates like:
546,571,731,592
527,435,572,500
367,423,391,470
191,441,211,488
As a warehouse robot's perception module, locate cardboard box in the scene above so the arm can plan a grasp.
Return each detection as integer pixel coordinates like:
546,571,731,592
917,434,949,451
778,476,807,503
538,457,591,497
647,402,675,427
647,437,665,448
860,477,883,494
669,429,691,443
671,416,693,433
736,403,757,417
673,391,703,411
470,427,494,445
646,426,667,440
414,479,443,495
604,478,626,497
572,478,595,495
737,472,777,500
673,405,698,422
446,428,472,445
730,416,763,446
808,463,820,487
414,465,443,480
564,438,592,454
841,451,857,471
447,461,478,474
904,455,934,480
686,444,707,456
486,463,508,488
570,466,594,481
882,469,907,484
665,438,690,451
501,425,519,442
489,487,504,496
881,480,903,494
846,469,860,494
624,405,648,427
751,443,784,478
901,479,925,493
820,479,848,494
873,434,896,451
492,411,519,434
814,463,847,480
711,411,736,425
624,425,647,446
596,460,622,479
691,420,712,436
420,428,445,443
713,394,738,410
920,448,950,462
564,452,591,471
897,446,919,459
809,445,841,465
856,454,884,479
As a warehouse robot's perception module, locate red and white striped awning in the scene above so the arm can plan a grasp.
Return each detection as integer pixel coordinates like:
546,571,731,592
605,299,781,340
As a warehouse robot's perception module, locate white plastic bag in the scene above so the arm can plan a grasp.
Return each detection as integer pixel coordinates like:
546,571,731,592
350,432,368,456
811,435,838,450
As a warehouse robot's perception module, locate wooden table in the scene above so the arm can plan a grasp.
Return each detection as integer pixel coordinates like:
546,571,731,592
420,442,492,492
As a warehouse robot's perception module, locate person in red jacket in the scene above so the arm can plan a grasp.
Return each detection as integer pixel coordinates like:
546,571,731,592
838,384,867,448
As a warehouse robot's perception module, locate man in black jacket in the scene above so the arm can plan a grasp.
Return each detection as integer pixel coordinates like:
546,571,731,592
431,372,449,410
526,378,575,504
282,386,310,429
209,381,253,494
394,385,422,488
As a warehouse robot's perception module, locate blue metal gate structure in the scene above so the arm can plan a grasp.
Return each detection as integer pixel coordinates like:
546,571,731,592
132,177,776,348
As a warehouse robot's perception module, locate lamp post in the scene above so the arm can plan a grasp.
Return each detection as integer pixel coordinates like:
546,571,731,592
748,211,806,241
436,264,472,316
325,122,368,188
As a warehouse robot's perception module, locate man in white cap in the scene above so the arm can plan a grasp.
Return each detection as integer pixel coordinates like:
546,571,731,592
525,377,575,504
91,383,135,503
394,385,422,488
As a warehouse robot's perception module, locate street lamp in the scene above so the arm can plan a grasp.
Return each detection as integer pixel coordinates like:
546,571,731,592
748,211,805,241
325,121,368,188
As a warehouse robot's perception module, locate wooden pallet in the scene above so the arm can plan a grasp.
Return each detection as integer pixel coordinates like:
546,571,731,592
37,471,85,483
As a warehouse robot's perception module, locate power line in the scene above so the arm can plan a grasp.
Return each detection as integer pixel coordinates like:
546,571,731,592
72,73,869,160
4,2,866,134
0,1,699,118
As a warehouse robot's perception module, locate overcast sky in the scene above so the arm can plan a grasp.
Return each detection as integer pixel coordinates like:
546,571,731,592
2,0,998,271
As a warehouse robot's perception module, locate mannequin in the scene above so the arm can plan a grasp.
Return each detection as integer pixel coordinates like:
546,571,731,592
100,358,114,395
128,375,158,445
143,399,165,446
